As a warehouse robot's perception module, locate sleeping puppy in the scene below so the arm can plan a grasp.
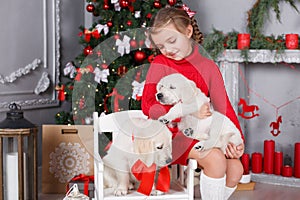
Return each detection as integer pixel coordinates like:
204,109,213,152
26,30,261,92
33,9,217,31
102,115,172,196
156,73,243,153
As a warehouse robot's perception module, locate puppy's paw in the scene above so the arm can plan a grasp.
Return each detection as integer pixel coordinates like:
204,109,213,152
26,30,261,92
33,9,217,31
128,182,134,190
114,188,128,196
151,189,164,196
183,128,194,137
158,117,170,124
193,141,205,151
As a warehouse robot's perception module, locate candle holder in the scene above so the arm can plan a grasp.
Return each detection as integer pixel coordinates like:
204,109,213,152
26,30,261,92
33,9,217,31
0,103,37,200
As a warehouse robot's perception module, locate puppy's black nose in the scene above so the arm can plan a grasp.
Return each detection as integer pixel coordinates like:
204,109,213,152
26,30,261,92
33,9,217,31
156,93,163,100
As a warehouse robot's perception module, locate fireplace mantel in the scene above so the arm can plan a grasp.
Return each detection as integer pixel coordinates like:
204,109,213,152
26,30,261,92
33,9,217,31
217,49,300,63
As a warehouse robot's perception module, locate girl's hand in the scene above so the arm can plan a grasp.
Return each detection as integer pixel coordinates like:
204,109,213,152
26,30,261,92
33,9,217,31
193,102,212,119
225,142,244,159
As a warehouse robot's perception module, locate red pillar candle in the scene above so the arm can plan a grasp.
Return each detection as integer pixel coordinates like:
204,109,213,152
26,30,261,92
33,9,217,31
294,142,300,178
251,152,262,173
241,153,250,174
274,151,283,175
285,34,299,49
237,33,250,49
282,165,293,177
264,140,275,174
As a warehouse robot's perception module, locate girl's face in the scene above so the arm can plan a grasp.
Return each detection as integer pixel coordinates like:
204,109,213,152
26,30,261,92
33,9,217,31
151,23,193,61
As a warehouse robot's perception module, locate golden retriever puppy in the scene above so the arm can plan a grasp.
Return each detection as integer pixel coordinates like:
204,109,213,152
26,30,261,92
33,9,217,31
156,73,243,153
102,115,172,196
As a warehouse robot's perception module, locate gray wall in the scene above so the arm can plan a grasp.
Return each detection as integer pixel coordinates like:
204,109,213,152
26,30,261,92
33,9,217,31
0,0,299,165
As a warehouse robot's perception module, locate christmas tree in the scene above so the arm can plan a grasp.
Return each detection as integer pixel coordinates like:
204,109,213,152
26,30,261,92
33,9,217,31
55,0,182,125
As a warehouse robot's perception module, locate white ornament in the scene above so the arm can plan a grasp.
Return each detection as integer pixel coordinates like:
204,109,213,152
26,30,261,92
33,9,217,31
131,80,145,100
135,11,141,18
94,68,110,83
115,35,131,56
64,62,76,78
95,24,109,35
114,2,121,11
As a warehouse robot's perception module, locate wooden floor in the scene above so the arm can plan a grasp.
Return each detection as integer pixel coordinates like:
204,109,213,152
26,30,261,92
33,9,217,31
39,182,300,200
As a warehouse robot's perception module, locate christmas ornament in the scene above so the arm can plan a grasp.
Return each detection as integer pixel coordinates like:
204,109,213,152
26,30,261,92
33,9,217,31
63,62,76,78
86,3,95,12
237,33,250,50
55,85,66,101
79,98,85,109
132,80,145,100
119,0,129,8
94,68,109,83
117,65,128,76
269,116,282,137
146,13,152,19
101,63,108,69
134,11,141,18
168,0,176,6
285,34,299,49
107,21,113,27
238,98,259,119
103,3,110,10
130,39,137,48
153,0,162,8
126,20,132,26
115,35,131,56
95,24,109,35
134,50,146,62
114,34,120,40
83,46,93,56
147,54,155,63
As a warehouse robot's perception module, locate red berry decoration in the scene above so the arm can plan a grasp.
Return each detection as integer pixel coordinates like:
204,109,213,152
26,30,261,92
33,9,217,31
114,34,120,40
134,51,146,63
168,0,176,6
83,46,93,56
153,0,162,8
119,0,129,8
101,63,109,69
86,3,95,12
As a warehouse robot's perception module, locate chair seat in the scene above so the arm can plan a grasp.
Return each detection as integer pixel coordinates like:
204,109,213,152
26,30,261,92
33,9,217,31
103,181,190,200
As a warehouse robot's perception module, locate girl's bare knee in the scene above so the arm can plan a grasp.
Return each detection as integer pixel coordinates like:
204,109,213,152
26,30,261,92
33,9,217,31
226,159,244,187
190,148,227,178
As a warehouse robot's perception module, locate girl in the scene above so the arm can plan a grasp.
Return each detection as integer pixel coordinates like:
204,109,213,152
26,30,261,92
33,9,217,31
141,6,245,200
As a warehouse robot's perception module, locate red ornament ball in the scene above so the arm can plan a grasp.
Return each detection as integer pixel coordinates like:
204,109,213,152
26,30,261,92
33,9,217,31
83,46,93,56
103,3,110,10
114,34,120,40
101,63,109,69
130,39,138,48
107,21,113,27
146,13,152,19
86,3,95,12
134,51,146,63
168,0,176,6
153,0,162,8
119,0,129,8
127,20,132,26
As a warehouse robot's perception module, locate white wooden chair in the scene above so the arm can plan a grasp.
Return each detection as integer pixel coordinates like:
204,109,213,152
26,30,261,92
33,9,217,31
93,110,197,200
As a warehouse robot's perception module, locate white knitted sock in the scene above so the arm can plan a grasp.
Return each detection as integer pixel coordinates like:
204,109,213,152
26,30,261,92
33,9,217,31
200,171,225,200
224,185,237,200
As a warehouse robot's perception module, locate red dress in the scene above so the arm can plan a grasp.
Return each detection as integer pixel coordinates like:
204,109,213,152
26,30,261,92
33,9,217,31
141,45,243,165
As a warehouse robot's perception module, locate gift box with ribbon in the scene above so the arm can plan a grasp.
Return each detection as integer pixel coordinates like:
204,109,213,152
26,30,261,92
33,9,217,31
67,174,94,199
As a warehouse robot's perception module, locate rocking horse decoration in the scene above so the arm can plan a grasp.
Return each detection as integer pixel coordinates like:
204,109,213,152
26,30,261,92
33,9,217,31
238,98,260,119
269,115,282,137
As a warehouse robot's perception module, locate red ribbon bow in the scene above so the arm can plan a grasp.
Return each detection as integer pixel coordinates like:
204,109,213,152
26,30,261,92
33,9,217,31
182,4,196,18
66,174,94,196
131,159,170,196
